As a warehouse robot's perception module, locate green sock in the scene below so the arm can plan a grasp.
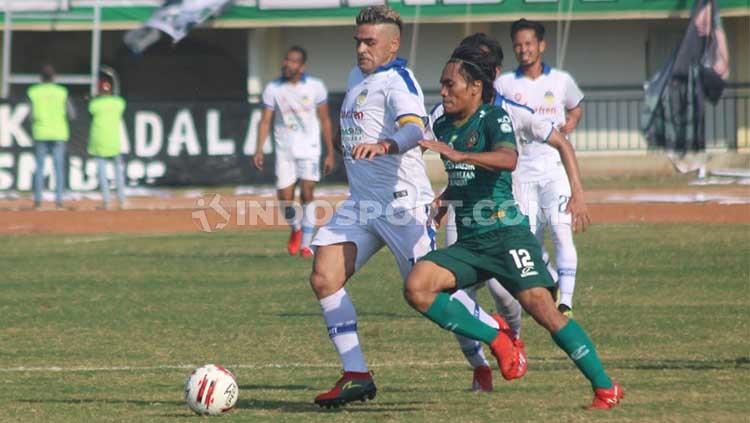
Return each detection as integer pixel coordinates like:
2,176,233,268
552,319,613,389
422,292,497,344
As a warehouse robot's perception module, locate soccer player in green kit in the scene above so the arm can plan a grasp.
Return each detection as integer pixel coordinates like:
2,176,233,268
404,45,623,410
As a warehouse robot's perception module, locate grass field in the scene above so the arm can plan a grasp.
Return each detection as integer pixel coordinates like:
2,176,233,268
0,224,748,422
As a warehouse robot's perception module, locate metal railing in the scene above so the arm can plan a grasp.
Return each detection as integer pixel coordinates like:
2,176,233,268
425,87,750,153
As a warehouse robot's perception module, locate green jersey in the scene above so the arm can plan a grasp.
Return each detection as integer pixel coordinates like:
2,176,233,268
433,104,526,239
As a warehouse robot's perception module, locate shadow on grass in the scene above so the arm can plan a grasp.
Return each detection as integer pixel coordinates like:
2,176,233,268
19,398,183,406
239,383,312,391
236,398,425,413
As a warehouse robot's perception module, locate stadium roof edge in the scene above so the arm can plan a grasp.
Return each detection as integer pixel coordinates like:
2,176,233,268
0,4,747,31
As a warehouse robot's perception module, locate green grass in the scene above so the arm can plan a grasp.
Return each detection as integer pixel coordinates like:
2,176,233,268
0,225,748,422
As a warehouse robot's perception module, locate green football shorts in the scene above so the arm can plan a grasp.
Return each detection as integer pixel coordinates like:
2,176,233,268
421,225,555,295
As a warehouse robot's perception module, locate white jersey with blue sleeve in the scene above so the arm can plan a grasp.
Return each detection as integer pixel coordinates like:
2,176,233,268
262,75,328,160
339,58,434,214
496,64,583,181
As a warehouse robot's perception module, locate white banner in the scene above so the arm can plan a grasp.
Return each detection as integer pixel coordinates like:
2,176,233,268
2,0,70,11
258,0,338,8
259,0,383,9
145,0,233,41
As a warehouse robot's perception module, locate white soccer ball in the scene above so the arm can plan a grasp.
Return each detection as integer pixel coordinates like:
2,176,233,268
184,364,239,416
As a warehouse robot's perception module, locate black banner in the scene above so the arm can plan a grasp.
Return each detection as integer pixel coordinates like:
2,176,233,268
0,98,347,191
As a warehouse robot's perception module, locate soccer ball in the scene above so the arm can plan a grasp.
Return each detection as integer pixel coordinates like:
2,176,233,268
184,364,239,416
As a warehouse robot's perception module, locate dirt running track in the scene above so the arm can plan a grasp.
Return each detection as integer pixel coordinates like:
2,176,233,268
0,189,748,235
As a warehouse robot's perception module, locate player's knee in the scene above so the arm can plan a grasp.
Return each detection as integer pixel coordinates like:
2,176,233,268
517,287,565,332
309,268,343,298
404,268,432,312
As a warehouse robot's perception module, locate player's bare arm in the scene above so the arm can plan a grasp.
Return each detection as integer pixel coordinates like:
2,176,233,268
560,105,582,135
419,140,518,172
547,129,590,232
317,102,336,175
253,107,274,170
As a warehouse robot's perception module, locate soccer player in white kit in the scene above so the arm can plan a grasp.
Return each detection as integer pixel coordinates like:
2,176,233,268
496,19,585,317
254,46,335,258
308,6,508,408
434,33,590,392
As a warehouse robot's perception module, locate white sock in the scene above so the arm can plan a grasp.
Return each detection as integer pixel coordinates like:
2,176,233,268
551,224,577,308
457,335,490,368
450,287,499,329
319,288,367,372
541,247,559,284
452,286,490,368
487,278,522,338
444,205,458,247
301,202,316,248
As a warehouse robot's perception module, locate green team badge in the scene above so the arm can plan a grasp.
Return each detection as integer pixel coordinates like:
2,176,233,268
465,131,478,148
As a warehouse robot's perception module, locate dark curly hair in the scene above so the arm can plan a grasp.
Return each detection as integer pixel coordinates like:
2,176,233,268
448,45,497,104
460,32,503,70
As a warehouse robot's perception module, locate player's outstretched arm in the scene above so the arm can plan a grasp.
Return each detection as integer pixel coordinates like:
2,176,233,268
351,120,425,160
317,102,336,175
419,140,517,172
253,108,274,170
547,129,590,232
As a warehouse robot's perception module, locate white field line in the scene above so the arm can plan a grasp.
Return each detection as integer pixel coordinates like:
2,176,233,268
0,360,470,373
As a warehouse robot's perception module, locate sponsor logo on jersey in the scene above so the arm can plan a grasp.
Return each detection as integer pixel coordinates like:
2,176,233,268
393,190,408,199
498,115,513,133
534,105,558,115
341,110,364,120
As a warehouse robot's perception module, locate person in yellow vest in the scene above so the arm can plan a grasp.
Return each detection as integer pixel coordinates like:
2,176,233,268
27,65,76,209
88,78,127,209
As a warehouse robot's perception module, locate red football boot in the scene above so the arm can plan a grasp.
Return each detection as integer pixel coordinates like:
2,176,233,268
488,313,526,380
314,371,377,408
300,247,314,258
512,336,528,379
471,365,493,392
287,229,302,255
589,381,624,410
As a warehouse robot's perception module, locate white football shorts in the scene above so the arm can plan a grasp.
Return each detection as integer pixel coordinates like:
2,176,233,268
275,153,320,189
312,203,437,281
513,177,573,231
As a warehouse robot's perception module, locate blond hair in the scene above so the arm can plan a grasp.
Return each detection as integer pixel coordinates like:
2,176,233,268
356,5,402,32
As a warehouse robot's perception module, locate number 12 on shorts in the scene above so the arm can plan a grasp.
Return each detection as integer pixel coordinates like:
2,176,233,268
509,249,539,278
509,249,534,269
